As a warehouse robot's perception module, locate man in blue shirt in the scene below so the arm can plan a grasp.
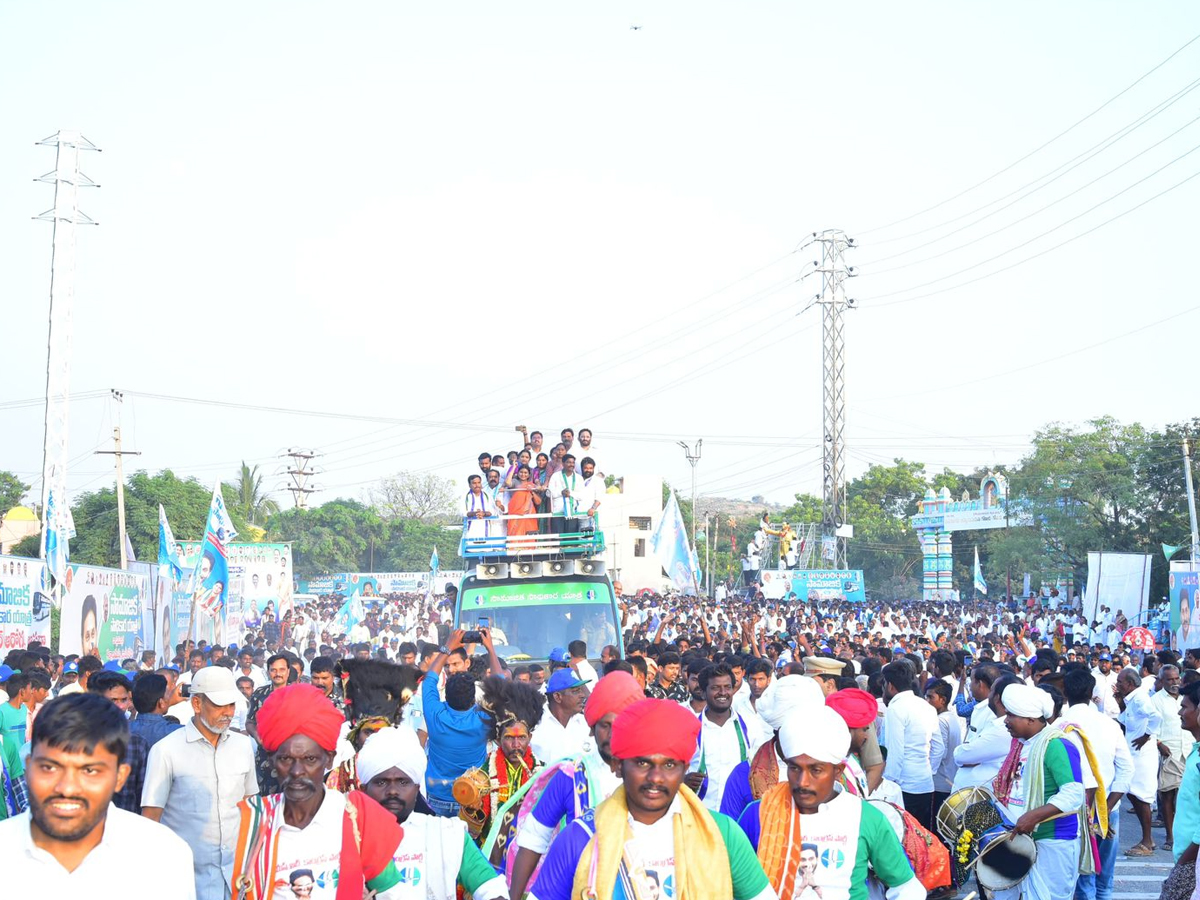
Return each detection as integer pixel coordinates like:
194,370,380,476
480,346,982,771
421,629,493,817
128,673,183,748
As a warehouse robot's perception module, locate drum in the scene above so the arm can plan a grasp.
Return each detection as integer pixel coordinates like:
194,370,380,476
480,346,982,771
974,825,1037,892
936,786,1003,845
453,767,491,810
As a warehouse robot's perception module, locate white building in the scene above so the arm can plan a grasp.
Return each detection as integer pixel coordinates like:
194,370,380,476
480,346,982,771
597,474,665,594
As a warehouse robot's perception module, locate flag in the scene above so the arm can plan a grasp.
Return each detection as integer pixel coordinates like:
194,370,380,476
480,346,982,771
821,536,837,562
973,546,988,595
193,482,238,620
333,593,366,636
40,486,71,588
424,545,440,606
650,491,700,594
158,504,184,582
1164,543,1184,560
123,531,137,565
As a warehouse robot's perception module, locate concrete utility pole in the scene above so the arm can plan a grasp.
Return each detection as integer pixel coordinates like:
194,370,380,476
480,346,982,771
813,230,856,569
677,439,702,551
35,131,99,571
1185,439,1200,564
95,391,140,569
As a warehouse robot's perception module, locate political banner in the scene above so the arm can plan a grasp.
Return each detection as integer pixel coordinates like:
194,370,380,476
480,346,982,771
297,571,467,596
59,564,149,662
760,568,866,603
0,555,51,651
178,541,293,639
1170,569,1200,652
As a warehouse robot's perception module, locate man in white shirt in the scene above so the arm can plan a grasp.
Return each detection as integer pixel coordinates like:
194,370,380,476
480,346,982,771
1151,665,1192,854
880,661,944,832
530,670,590,764
1092,652,1120,717
2,692,195,898
142,667,259,899
685,663,752,812
1116,667,1163,856
546,454,583,534
575,457,604,531
1060,668,1133,900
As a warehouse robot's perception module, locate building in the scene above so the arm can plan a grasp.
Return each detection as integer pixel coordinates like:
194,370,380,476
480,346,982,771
0,506,39,555
598,474,664,593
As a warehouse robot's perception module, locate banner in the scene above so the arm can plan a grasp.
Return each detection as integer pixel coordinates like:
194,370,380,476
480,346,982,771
297,571,468,596
178,540,293,639
0,556,51,651
1170,569,1200,652
59,564,149,662
760,568,866,603
1082,551,1152,625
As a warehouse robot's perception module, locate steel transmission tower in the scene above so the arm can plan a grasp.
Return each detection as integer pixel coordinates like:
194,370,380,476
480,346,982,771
814,230,856,568
35,131,99,556
284,449,319,509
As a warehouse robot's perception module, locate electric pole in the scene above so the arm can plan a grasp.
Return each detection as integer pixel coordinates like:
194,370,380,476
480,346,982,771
35,131,99,576
1185,439,1200,564
95,391,140,568
678,439,702,596
284,449,319,510
813,230,856,569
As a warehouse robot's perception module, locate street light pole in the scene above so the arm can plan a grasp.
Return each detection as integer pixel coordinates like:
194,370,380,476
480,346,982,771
678,439,702,594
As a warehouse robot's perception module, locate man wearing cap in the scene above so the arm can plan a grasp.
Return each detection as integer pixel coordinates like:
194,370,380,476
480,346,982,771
358,727,508,899
510,671,644,899
529,697,775,900
142,666,259,900
804,656,845,697
737,705,924,900
530,668,589,764
231,683,408,899
992,683,1086,900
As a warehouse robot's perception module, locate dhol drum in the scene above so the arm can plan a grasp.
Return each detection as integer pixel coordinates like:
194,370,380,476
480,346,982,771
974,825,1037,892
453,767,491,810
936,786,1004,845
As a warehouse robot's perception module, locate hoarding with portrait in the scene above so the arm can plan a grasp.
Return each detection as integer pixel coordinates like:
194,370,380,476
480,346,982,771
0,555,50,651
59,564,149,662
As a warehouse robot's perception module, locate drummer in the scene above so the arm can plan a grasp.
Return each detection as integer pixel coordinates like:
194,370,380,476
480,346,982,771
992,684,1086,900
737,705,926,900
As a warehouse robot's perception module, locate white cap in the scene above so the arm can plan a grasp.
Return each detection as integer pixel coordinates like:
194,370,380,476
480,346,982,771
189,666,242,706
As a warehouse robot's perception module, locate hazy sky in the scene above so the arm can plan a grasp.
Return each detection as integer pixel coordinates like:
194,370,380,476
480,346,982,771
3,2,1198,518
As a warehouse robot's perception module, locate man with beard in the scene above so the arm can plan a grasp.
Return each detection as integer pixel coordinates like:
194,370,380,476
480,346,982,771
645,650,689,703
358,726,507,899
1,693,195,895
509,671,644,899
1152,665,1191,852
735,706,924,900
143,667,258,900
1115,667,1162,856
247,652,293,794
683,656,709,713
686,664,752,812
231,683,407,899
529,698,773,900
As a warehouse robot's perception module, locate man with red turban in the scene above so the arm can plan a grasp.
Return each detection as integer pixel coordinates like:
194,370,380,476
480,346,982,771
508,671,644,898
230,684,408,899
528,697,774,900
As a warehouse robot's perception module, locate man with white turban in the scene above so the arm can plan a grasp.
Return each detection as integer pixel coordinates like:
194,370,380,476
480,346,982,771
718,674,825,821
736,706,925,900
991,683,1087,900
358,727,508,900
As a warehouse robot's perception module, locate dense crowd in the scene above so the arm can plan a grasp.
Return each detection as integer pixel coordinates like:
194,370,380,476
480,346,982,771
1,470,1195,900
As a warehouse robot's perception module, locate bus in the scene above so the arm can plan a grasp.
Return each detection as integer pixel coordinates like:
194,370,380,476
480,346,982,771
453,511,622,663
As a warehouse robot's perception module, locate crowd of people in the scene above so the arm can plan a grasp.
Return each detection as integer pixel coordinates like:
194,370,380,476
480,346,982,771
1,554,1196,900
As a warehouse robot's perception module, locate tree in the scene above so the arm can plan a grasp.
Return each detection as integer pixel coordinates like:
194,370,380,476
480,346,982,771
0,471,30,511
266,499,386,576
230,462,280,527
369,471,456,522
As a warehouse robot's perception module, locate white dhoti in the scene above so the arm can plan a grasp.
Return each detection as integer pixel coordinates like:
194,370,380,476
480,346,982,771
1128,740,1159,803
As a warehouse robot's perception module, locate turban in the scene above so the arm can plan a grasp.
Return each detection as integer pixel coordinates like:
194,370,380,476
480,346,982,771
755,675,824,732
610,698,700,763
585,672,644,728
1001,683,1053,719
778,707,850,763
356,725,426,788
257,683,346,753
825,688,878,728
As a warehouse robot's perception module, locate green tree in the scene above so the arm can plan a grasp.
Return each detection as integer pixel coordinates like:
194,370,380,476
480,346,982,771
0,471,30,510
231,461,280,527
369,471,456,522
11,534,40,558
266,500,386,576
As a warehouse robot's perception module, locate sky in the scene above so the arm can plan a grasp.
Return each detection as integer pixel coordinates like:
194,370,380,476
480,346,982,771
2,2,1198,519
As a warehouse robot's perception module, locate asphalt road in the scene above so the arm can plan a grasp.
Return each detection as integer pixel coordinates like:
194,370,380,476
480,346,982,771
1112,814,1174,900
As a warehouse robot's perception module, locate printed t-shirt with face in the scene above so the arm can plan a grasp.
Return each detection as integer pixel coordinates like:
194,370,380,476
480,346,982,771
625,798,680,900
272,789,345,899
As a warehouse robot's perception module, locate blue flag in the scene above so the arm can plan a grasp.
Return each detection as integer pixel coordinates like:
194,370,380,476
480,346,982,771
973,546,988,595
650,491,701,595
193,483,238,620
158,504,183,581
333,593,365,636
40,486,71,589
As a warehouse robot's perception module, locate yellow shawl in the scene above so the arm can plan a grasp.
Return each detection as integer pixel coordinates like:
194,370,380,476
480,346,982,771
570,784,731,900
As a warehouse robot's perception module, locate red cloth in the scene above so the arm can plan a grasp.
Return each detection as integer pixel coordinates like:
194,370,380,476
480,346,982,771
610,697,700,763
825,688,877,728
585,671,645,727
336,790,405,900
257,683,345,752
